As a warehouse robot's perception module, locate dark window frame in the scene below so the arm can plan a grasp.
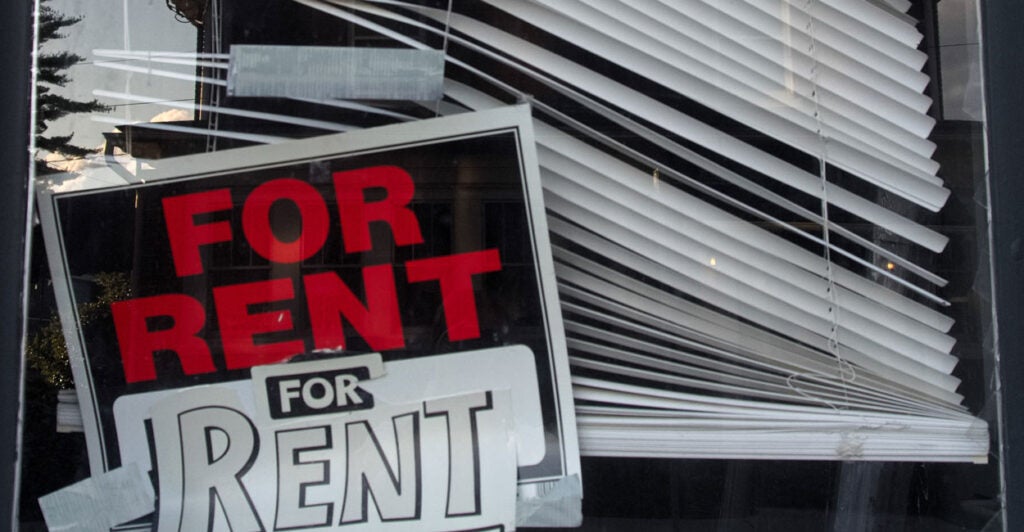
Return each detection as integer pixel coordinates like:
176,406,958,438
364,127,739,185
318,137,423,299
982,1,1024,529
1,0,33,529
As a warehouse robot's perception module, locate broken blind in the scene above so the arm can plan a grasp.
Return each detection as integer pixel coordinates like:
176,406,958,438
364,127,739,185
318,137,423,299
92,0,987,462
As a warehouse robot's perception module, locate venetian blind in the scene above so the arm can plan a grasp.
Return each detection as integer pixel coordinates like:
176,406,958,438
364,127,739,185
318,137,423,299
91,0,988,462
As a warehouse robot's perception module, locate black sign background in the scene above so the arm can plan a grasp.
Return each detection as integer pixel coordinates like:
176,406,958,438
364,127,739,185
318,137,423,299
48,127,568,483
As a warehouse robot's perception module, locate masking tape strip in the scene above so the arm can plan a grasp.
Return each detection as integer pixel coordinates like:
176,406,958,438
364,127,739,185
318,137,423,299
228,45,444,100
38,463,155,532
516,474,583,528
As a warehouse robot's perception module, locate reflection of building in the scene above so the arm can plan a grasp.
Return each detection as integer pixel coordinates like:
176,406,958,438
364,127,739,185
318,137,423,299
104,2,539,352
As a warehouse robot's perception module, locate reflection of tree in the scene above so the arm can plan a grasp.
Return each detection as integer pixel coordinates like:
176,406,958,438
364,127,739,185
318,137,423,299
19,270,130,520
35,0,110,171
26,272,130,389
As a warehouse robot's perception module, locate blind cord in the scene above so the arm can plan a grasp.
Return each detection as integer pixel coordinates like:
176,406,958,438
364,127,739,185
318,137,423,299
796,0,857,409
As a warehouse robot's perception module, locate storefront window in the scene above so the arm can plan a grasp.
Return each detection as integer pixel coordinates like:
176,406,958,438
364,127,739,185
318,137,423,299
14,1,1002,530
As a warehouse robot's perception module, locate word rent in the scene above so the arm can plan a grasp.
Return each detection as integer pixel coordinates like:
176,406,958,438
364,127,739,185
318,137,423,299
151,389,499,530
111,166,502,383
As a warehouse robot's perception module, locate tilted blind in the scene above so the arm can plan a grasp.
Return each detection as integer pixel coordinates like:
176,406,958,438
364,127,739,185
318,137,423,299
90,0,988,461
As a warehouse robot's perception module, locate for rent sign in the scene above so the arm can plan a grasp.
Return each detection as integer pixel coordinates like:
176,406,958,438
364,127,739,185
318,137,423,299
38,106,579,527
109,165,503,383
114,350,532,530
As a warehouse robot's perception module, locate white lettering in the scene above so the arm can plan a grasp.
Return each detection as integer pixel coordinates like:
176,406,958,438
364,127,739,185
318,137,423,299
302,377,334,410
280,379,302,414
424,391,492,517
340,414,421,524
275,426,334,529
154,405,263,531
334,374,362,406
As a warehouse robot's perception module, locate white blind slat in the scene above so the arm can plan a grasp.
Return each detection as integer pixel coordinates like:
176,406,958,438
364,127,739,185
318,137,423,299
290,0,983,462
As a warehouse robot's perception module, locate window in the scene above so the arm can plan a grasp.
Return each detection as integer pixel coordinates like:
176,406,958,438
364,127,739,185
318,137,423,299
7,1,1011,530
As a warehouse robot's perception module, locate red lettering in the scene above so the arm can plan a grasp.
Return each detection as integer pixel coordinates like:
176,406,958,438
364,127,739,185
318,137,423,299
305,266,405,351
333,166,423,253
214,278,304,370
111,294,215,383
163,189,233,277
406,249,502,342
242,178,330,264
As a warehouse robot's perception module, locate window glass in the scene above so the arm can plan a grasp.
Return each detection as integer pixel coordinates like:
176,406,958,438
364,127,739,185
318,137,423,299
20,1,1000,530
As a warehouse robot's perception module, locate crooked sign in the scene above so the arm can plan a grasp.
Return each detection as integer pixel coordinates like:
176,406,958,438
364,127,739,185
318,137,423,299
38,105,580,528
131,351,527,530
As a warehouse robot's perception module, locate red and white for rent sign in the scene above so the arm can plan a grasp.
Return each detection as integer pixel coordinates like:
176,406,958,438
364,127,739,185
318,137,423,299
38,106,580,530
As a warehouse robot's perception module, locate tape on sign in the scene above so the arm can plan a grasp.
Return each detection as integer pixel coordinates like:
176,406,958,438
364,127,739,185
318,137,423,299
38,462,155,531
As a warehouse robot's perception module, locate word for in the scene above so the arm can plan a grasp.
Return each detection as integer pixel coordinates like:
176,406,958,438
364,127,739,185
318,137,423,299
266,366,375,419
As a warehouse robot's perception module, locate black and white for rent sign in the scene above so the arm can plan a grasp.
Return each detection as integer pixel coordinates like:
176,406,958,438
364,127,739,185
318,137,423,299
38,105,580,530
